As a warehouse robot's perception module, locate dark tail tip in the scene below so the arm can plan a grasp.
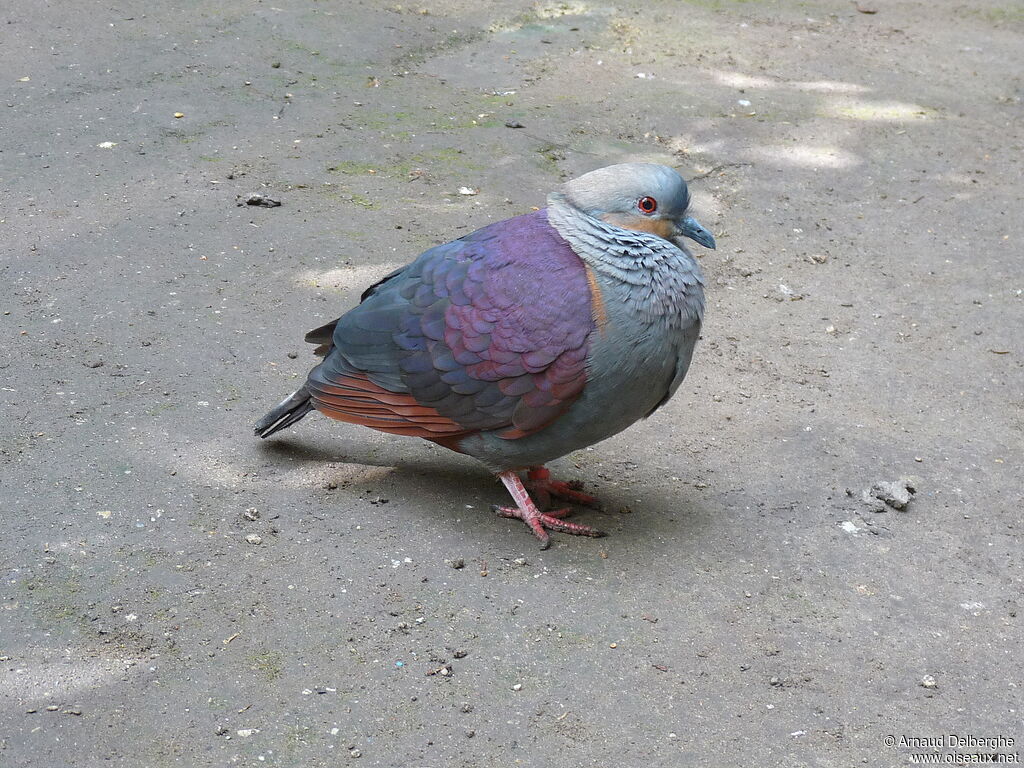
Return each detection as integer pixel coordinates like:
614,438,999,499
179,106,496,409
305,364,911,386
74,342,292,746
254,386,315,439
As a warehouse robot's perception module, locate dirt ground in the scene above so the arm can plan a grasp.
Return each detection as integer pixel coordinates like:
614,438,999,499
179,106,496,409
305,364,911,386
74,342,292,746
2,1,1022,766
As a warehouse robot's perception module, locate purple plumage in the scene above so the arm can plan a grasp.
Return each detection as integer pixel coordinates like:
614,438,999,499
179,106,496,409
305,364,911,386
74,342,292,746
303,209,594,444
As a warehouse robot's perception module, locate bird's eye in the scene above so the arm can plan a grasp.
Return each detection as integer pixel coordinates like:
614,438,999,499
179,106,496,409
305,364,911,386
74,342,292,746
638,196,657,213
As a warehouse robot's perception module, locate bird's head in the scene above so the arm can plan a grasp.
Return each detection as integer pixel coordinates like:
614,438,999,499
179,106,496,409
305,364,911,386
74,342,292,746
561,162,716,250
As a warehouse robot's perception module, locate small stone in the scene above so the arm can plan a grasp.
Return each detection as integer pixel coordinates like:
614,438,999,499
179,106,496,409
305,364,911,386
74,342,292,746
769,676,782,687
810,253,828,263
173,112,185,118
245,534,263,545
46,705,59,711
457,186,478,196
511,683,522,691
350,748,362,758
862,477,917,512
84,360,104,368
609,643,618,649
513,557,527,566
461,704,473,713
448,558,465,569
215,725,229,735
465,729,476,738
504,121,524,129
271,61,281,68
243,193,282,208
243,507,260,521
287,351,298,359
63,708,83,715
920,675,938,689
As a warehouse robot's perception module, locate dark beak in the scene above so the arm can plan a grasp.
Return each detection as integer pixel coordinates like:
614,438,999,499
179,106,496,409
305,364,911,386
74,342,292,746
676,216,716,249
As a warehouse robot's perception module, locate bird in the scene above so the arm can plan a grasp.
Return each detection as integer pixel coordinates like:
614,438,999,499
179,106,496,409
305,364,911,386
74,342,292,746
255,162,715,548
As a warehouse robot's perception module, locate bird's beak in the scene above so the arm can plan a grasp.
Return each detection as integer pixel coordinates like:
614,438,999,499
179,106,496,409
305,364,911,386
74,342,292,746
675,216,716,250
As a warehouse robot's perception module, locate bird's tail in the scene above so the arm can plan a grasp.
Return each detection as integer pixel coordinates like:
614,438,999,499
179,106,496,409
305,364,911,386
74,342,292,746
254,385,316,438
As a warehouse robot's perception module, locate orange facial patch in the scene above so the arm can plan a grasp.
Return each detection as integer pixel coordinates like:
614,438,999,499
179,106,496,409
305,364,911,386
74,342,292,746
600,212,675,241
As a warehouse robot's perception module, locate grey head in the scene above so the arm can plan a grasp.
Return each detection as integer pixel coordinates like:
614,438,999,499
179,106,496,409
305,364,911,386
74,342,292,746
561,162,716,250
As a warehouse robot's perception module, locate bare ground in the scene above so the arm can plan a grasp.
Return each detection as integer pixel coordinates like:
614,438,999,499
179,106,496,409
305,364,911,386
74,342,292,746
1,1,1022,766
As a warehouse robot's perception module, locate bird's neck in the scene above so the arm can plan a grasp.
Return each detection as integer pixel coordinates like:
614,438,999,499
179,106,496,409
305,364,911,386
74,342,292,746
545,194,705,327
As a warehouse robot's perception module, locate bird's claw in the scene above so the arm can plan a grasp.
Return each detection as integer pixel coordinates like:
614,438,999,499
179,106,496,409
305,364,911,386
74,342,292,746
496,469,606,549
525,467,602,510
492,504,606,550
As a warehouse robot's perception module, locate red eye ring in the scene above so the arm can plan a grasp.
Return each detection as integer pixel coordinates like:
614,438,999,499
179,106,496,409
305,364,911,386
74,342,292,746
638,196,657,213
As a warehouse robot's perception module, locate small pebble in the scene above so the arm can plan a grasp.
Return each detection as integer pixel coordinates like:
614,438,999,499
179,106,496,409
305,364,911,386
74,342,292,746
243,507,260,521
173,112,184,118
46,705,59,712
244,193,282,208
452,649,468,659
920,675,938,689
245,534,263,545
511,683,522,691
350,749,362,758
465,730,476,738
287,351,298,359
84,360,104,368
448,558,465,569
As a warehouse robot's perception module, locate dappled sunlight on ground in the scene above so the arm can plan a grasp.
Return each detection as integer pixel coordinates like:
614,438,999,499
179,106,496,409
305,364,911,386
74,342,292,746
748,143,863,169
824,98,936,121
294,262,402,293
0,651,138,702
711,70,872,95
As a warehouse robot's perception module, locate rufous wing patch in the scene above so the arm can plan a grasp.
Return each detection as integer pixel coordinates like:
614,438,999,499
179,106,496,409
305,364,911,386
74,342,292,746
308,371,473,449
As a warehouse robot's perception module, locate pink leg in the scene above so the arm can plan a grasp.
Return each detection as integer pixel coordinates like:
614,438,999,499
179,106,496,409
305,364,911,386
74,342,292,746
525,466,601,510
494,470,606,550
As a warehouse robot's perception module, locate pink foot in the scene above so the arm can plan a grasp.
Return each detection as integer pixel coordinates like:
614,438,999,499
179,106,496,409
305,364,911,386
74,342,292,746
525,466,601,510
495,470,606,549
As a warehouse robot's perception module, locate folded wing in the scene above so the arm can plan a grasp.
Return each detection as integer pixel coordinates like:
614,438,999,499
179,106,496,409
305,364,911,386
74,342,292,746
305,210,595,448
